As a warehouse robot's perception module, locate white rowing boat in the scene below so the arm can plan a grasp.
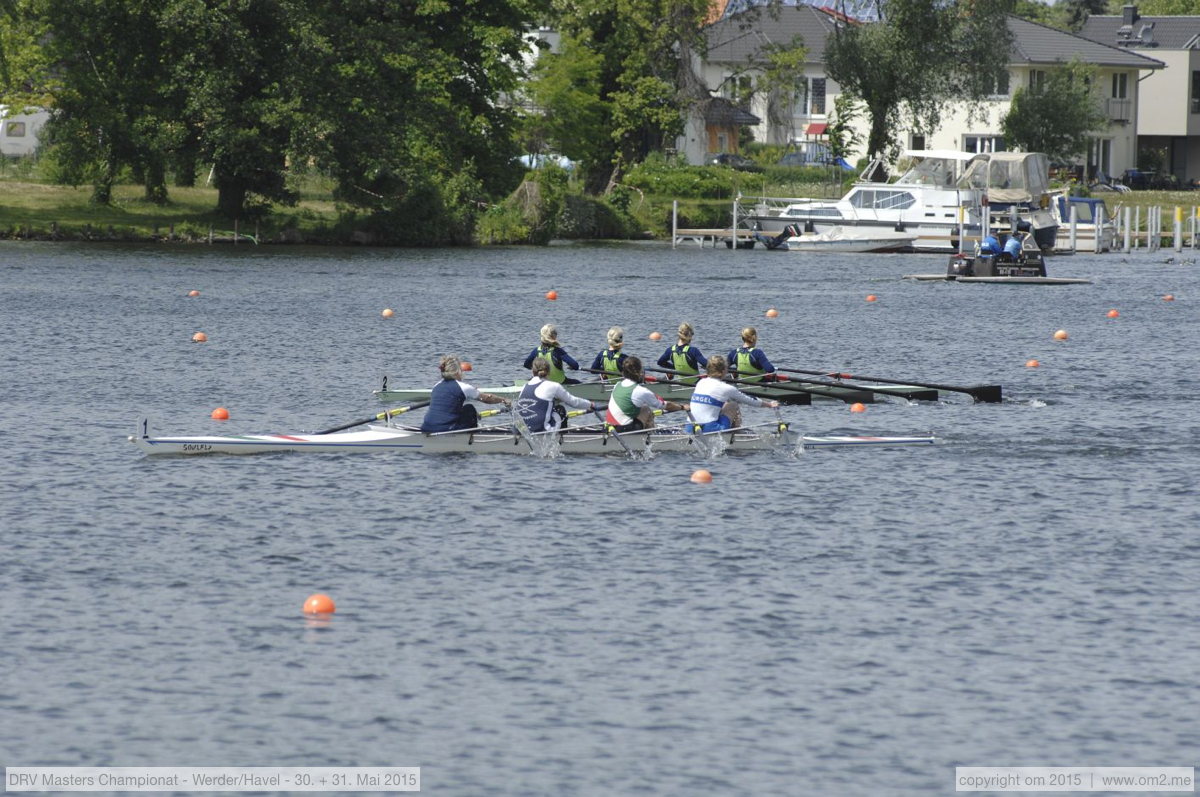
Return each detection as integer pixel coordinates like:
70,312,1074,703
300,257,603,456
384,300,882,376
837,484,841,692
128,421,936,457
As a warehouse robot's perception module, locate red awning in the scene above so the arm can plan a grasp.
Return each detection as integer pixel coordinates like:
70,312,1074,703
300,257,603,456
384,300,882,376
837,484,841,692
806,122,828,135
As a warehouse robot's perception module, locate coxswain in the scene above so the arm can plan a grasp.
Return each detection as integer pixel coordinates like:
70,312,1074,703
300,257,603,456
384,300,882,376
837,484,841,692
727,326,776,383
656,322,708,384
420,354,510,434
515,358,597,433
589,326,628,382
606,356,688,431
689,355,779,431
522,323,581,384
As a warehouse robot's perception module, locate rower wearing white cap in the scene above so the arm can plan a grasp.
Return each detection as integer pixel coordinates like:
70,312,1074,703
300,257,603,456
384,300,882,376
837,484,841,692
516,358,597,433
420,354,510,433
656,322,708,385
523,323,581,384
589,326,628,382
690,355,779,432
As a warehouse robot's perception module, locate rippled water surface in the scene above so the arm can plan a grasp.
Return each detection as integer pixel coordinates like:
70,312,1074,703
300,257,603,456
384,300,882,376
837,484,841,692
2,241,1198,795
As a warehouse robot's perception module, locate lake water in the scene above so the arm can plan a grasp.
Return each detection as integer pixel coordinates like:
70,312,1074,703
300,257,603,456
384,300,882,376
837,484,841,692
1,241,1197,795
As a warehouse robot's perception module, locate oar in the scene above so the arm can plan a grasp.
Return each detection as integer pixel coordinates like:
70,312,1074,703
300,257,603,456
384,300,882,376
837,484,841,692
733,368,937,402
316,400,431,435
594,409,636,457
776,366,1002,403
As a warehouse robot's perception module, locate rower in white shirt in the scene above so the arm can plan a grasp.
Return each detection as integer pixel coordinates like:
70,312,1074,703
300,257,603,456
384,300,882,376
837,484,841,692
689,354,780,432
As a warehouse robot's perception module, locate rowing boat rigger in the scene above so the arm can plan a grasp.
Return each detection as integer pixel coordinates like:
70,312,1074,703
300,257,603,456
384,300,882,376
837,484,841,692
128,420,937,457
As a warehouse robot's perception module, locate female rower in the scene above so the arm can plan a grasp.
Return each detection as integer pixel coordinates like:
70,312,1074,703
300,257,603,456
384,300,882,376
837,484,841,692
516,358,597,433
589,326,627,382
656,322,708,384
606,356,688,431
420,354,510,434
727,326,776,383
522,323,581,384
689,355,779,431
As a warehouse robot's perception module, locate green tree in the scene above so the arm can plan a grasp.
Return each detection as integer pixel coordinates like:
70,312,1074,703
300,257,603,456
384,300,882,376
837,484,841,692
1133,0,1200,12
1000,58,1106,163
0,0,52,109
825,0,1014,160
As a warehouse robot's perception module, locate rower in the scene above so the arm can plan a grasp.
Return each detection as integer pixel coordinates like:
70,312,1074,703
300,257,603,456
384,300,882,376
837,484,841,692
589,326,628,382
420,354,510,434
516,358,597,433
523,323,581,384
606,356,688,431
728,326,776,383
690,355,779,431
656,322,708,385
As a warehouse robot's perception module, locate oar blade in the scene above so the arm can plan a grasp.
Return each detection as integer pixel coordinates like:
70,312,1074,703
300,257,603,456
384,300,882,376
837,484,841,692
967,385,1003,403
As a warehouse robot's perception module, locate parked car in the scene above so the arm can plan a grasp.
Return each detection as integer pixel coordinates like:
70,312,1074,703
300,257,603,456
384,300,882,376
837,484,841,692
777,152,808,167
707,153,762,172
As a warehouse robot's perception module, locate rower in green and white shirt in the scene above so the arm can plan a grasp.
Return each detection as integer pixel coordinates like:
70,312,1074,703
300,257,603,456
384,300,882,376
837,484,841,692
605,356,689,432
656,322,708,384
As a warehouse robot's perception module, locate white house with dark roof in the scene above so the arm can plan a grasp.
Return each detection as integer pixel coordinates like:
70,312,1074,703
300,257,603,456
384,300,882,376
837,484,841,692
687,5,1163,177
1081,5,1200,183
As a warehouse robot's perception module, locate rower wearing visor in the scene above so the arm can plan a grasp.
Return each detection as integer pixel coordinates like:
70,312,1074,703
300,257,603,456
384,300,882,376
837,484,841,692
656,322,708,384
728,326,776,383
589,326,628,382
606,356,688,432
523,323,581,384
421,354,510,434
689,355,779,432
516,358,597,433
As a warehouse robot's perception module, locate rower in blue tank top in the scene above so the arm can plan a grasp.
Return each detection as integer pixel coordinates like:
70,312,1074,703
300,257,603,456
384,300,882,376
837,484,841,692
589,327,628,382
727,326,776,383
516,357,597,432
420,354,511,433
522,324,581,384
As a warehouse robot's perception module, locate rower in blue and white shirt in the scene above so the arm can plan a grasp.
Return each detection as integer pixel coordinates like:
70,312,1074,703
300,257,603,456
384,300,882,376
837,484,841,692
420,354,510,433
516,357,597,433
689,354,779,432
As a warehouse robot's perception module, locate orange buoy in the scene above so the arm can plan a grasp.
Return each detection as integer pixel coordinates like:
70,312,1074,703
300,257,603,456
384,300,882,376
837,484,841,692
649,331,662,341
382,308,394,318
765,308,779,318
1026,359,1040,368
866,294,878,302
545,290,558,301
303,593,336,615
1054,329,1069,341
1163,294,1175,301
1106,309,1119,318
211,407,229,420
192,332,208,343
461,361,473,372
690,469,713,484
850,402,866,413
187,289,200,297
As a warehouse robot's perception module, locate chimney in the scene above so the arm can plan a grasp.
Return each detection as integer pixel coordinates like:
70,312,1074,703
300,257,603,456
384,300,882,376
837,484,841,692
1122,5,1139,25
705,0,731,25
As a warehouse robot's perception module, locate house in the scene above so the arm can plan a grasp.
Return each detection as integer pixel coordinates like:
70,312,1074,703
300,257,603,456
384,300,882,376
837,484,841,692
1080,4,1200,184
687,6,1163,177
0,106,50,157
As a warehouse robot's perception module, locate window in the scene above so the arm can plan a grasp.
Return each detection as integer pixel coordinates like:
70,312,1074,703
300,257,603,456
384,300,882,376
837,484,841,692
1111,73,1127,99
910,134,926,150
987,71,1010,96
964,135,1004,154
723,74,753,102
4,121,26,137
1088,138,1112,180
810,78,826,115
849,189,915,210
1192,71,1200,114
716,132,729,152
1029,70,1047,92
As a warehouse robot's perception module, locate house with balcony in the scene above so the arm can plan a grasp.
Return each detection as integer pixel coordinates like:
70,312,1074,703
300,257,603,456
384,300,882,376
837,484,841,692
1081,5,1200,184
683,5,1163,178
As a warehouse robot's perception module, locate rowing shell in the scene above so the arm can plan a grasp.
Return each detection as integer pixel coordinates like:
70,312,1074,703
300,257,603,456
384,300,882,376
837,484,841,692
129,422,937,457
374,378,937,406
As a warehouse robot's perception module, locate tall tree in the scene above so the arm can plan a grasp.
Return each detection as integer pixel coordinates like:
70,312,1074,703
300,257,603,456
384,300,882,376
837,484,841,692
1000,58,1106,163
825,0,1015,160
